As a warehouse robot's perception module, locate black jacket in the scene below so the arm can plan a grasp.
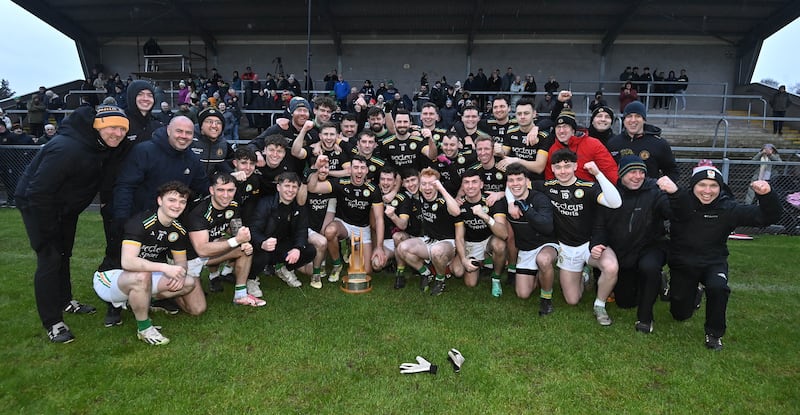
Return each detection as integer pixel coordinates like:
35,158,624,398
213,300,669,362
594,178,671,268
607,123,679,182
667,188,781,267
15,106,113,231
250,194,308,251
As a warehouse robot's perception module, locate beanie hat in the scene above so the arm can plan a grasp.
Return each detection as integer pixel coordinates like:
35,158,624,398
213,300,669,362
591,106,615,123
198,107,225,128
555,111,577,130
93,105,129,131
623,101,647,120
289,97,310,114
690,165,725,188
618,155,647,177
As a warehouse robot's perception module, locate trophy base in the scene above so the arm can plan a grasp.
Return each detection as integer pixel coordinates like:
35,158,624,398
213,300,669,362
340,273,372,294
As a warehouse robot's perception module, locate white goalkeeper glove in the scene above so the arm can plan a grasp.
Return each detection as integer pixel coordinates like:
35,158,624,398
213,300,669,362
399,356,438,375
447,348,464,373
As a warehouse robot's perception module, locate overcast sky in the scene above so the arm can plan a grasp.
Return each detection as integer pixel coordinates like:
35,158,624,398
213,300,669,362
0,1,798,95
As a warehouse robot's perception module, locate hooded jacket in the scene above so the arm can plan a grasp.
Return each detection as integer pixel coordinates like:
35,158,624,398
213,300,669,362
15,106,112,217
99,80,163,203
113,125,210,221
607,123,679,182
544,131,619,184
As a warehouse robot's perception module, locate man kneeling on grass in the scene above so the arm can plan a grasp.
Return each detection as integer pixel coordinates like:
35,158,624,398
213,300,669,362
249,172,317,292
93,182,200,345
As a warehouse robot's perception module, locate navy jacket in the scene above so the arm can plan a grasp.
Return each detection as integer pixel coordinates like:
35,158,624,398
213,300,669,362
113,125,210,221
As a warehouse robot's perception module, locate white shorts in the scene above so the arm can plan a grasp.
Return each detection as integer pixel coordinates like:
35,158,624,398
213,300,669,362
334,218,371,244
93,270,164,308
465,237,491,261
422,237,455,259
517,243,559,274
557,241,591,273
187,257,208,278
383,238,396,253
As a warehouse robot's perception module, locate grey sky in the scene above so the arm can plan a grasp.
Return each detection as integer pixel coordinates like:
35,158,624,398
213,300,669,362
0,1,797,96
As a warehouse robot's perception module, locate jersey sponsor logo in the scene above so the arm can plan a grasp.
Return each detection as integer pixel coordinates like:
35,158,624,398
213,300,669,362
550,200,584,216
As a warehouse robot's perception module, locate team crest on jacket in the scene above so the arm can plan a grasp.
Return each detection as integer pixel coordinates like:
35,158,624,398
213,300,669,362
432,203,438,211
225,210,234,219
363,189,371,197
458,156,465,164
369,165,376,172
391,199,399,207
410,142,417,150
575,189,584,198
495,172,503,180
639,150,650,160
216,148,224,157
246,184,253,192
168,232,179,242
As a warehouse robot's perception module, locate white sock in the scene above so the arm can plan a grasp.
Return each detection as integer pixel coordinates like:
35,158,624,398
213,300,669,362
209,270,220,281
594,298,606,308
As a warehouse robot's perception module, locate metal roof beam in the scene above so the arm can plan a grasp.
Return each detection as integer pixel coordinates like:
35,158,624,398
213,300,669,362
599,0,644,56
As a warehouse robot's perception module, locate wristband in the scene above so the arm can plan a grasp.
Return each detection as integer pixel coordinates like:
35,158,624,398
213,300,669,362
227,238,240,248
488,218,496,227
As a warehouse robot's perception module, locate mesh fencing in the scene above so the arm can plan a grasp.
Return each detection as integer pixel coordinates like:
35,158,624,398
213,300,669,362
2,145,799,234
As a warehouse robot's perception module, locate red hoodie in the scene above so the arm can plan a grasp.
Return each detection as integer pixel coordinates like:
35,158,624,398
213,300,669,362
545,133,619,183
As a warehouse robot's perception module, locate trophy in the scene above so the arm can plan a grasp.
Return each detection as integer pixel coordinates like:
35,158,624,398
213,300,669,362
340,229,372,293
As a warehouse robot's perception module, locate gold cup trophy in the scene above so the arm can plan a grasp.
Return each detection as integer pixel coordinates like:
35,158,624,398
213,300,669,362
340,230,372,293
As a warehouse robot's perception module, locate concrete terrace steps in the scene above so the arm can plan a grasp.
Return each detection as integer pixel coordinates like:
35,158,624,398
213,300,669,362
647,110,800,152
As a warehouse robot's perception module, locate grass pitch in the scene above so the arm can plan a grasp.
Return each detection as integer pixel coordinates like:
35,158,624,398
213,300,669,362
0,210,798,414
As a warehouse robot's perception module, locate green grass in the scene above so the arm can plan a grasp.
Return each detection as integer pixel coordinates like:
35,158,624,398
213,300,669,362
1,209,798,414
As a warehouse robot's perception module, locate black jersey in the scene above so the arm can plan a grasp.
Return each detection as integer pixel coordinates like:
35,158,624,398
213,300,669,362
184,198,242,258
348,147,387,182
542,179,602,246
450,122,491,150
479,118,518,145
122,211,189,263
379,134,429,170
503,126,553,181
468,159,506,194
303,146,350,175
306,191,334,233
420,194,460,240
459,195,507,243
425,150,477,197
235,173,262,224
384,191,413,240
330,177,382,227
257,157,297,195
506,191,556,251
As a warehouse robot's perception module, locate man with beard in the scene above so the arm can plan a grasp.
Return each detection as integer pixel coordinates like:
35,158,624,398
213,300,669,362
379,109,437,171
17,105,129,343
395,168,462,296
307,155,387,280
455,170,508,297
607,101,678,182
250,97,317,164
191,107,233,178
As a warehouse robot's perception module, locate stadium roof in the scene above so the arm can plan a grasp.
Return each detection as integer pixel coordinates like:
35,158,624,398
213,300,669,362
13,0,800,58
